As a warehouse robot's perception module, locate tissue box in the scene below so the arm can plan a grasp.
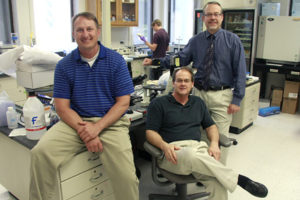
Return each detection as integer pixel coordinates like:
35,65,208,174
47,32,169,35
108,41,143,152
16,61,55,89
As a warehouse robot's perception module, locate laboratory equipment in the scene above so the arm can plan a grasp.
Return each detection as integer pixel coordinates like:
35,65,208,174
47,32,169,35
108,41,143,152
261,3,280,16
16,61,56,89
11,33,19,46
256,16,300,64
0,92,15,126
6,107,18,129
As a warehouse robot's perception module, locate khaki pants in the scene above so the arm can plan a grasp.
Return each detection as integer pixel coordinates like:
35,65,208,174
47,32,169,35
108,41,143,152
193,88,233,164
30,117,139,200
158,140,238,200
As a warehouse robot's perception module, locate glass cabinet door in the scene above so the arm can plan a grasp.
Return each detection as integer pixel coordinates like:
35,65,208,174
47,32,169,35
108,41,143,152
121,0,137,24
110,0,117,23
223,10,254,71
86,0,138,26
194,10,204,35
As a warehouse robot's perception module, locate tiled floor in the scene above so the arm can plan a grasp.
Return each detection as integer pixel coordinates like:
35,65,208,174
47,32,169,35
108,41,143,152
1,102,299,200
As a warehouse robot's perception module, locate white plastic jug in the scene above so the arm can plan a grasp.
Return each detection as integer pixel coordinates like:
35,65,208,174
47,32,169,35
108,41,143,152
23,92,46,140
0,91,15,127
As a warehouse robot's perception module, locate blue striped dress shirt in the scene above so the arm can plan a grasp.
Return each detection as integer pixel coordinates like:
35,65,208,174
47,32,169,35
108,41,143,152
162,29,246,106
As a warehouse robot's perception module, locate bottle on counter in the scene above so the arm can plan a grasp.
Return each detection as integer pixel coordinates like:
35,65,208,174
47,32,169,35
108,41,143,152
0,91,15,127
23,91,46,140
6,106,18,129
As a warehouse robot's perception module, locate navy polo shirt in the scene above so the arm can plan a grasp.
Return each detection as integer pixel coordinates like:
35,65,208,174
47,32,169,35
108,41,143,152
146,94,215,143
53,42,134,117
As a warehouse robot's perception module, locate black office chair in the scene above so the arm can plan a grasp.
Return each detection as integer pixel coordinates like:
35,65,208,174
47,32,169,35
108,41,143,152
143,134,236,200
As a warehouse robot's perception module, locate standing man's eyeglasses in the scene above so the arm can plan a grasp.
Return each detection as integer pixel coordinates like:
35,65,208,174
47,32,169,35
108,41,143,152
204,13,222,18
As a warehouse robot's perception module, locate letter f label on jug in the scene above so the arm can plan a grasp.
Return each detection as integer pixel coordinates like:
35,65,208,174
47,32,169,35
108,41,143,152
32,116,37,124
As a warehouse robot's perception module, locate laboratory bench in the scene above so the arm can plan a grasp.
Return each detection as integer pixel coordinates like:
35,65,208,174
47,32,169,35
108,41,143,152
0,126,116,200
0,110,146,200
0,75,27,106
253,59,300,98
124,54,150,78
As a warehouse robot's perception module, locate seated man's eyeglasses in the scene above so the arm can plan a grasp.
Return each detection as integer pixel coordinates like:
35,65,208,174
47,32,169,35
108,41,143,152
204,13,222,18
175,79,191,83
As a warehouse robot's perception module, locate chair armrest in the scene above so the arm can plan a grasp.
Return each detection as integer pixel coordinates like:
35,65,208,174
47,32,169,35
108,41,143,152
144,141,172,186
219,134,232,147
144,141,164,159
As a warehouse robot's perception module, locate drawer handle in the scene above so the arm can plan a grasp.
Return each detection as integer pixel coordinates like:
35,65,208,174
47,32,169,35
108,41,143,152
90,172,103,182
88,153,100,162
91,190,104,200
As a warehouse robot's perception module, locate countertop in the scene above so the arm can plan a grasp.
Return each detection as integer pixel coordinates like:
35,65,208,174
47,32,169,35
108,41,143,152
0,126,38,149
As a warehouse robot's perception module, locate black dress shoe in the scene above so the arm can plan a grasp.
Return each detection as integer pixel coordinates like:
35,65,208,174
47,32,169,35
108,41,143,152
196,182,204,187
244,180,268,198
136,167,141,179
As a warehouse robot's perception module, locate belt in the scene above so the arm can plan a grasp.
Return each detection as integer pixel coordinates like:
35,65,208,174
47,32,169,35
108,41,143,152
194,82,231,91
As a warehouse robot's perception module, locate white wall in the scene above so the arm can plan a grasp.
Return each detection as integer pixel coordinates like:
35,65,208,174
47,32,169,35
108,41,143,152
14,0,291,49
153,0,169,30
73,0,86,14
13,0,130,49
111,27,130,49
13,0,34,46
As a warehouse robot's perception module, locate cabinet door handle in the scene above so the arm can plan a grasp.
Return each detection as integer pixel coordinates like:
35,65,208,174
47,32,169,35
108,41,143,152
88,153,100,162
90,172,103,182
91,189,104,200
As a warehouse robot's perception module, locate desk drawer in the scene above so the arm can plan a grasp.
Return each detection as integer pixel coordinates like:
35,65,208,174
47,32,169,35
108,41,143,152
68,180,114,200
60,151,102,181
243,93,259,106
243,84,260,105
61,164,109,200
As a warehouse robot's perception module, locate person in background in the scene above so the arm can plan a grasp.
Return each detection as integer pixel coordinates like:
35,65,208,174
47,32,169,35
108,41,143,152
146,67,268,200
139,19,170,79
143,1,246,164
29,12,139,200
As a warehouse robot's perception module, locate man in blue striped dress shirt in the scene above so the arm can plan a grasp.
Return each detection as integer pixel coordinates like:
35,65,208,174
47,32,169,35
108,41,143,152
29,12,139,200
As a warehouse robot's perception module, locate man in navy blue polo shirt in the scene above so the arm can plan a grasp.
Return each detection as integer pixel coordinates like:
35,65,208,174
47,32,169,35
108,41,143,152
29,12,139,200
146,67,267,200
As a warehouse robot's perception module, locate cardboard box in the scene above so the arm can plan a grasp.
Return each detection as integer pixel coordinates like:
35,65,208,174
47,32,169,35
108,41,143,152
16,61,55,89
271,88,283,107
16,70,54,89
282,98,298,114
271,100,282,107
283,81,300,99
272,89,283,101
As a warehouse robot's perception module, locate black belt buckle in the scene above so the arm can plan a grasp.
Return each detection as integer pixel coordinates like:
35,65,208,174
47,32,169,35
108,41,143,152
194,80,230,91
210,85,230,91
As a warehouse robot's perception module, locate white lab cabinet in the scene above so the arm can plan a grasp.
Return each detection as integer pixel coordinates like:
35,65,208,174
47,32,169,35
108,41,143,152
0,131,115,200
59,151,115,200
230,81,260,134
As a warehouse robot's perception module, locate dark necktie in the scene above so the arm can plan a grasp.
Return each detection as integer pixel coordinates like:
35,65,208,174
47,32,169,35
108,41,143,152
202,34,215,90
